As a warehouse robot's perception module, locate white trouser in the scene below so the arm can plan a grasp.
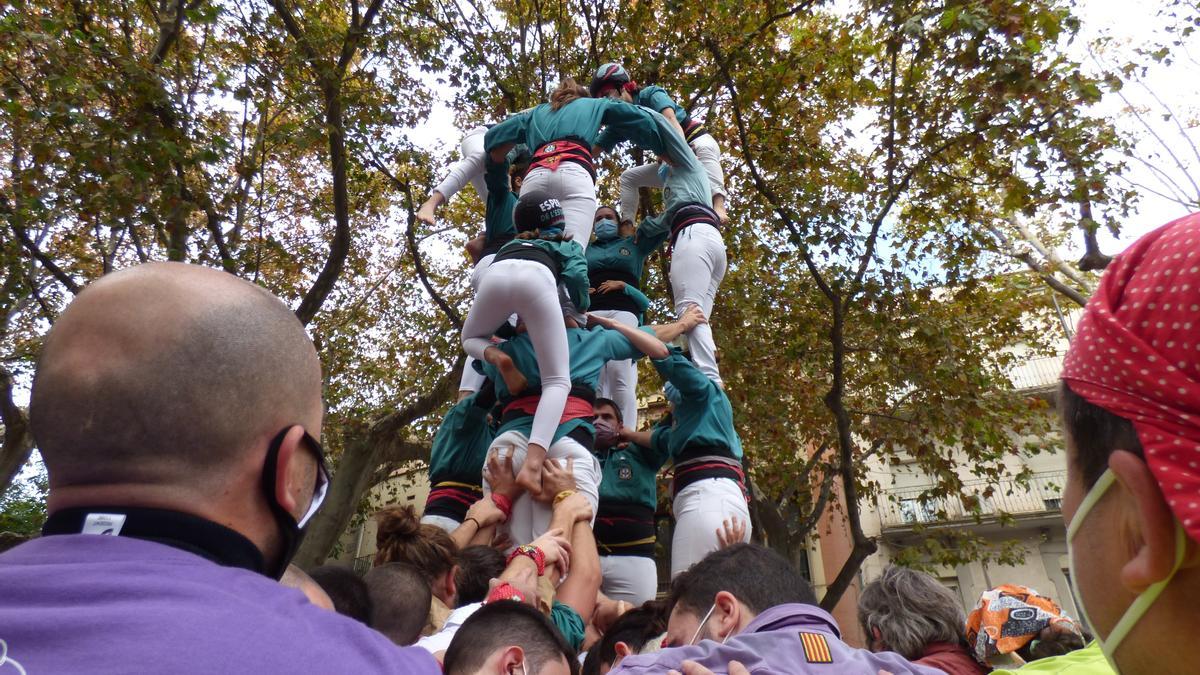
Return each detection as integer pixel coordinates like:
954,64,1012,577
458,253,499,395
483,430,601,547
420,514,462,535
600,555,659,605
618,162,665,223
690,134,727,204
618,135,727,221
670,477,751,578
520,163,597,250
669,223,727,384
591,309,640,428
433,125,488,202
461,259,569,448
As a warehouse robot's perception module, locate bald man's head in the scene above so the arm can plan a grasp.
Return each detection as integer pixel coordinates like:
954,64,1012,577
30,262,322,490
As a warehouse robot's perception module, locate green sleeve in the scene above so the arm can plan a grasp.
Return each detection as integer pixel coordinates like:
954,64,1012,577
484,159,516,241
550,600,587,651
603,325,658,361
595,126,620,153
650,424,673,459
633,226,669,258
557,242,591,312
642,87,680,119
621,284,650,314
598,100,667,154
484,111,530,151
635,214,670,246
652,350,711,397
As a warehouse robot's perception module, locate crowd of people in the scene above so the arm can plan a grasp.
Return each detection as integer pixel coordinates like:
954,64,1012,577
0,62,1198,675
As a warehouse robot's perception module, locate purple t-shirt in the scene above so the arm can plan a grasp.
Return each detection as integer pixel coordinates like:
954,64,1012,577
0,535,441,674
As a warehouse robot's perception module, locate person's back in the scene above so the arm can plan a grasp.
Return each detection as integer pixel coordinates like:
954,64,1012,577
0,262,438,674
1,536,420,672
609,544,943,675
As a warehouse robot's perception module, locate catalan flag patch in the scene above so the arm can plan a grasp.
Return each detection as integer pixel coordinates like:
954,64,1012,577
799,631,833,664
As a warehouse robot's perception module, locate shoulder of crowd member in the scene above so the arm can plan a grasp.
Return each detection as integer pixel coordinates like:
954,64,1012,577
551,599,588,652
0,536,439,673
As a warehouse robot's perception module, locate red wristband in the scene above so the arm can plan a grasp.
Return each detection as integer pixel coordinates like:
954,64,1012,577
486,582,526,604
506,544,547,577
491,493,513,520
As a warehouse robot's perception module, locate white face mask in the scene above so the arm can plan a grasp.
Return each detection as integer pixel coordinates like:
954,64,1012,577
689,602,733,646
1067,468,1188,670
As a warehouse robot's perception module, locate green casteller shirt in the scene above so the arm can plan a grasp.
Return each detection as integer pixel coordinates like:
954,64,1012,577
475,326,658,443
494,237,591,312
483,157,517,245
550,600,586,651
635,111,714,238
586,232,668,281
989,642,1113,675
427,388,496,484
595,85,689,152
596,436,671,509
484,98,663,155
651,348,743,461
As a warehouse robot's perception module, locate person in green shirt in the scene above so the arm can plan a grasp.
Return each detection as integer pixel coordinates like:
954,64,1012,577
484,77,668,250
589,63,729,225
472,306,704,549
587,204,668,427
591,396,670,605
420,383,498,534
624,345,749,577
460,189,589,501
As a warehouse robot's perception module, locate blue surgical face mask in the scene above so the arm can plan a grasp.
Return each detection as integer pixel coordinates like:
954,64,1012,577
594,218,619,241
1066,468,1188,670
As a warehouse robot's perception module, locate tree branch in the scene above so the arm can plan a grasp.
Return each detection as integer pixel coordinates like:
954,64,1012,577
0,366,33,496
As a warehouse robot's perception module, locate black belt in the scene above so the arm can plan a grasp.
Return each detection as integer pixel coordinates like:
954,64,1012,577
668,203,721,251
479,234,515,261
684,119,709,144
494,241,560,276
588,268,642,313
595,502,656,557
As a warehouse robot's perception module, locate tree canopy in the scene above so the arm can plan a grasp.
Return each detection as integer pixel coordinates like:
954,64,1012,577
1,0,1140,611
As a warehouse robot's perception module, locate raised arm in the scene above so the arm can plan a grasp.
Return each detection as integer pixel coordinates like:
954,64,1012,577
622,283,650,315
483,158,517,242
641,86,688,140
548,490,600,624
650,305,707,344
589,313,669,359
557,243,592,312
484,111,531,159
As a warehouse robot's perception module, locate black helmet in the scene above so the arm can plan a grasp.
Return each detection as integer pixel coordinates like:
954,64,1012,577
513,190,566,233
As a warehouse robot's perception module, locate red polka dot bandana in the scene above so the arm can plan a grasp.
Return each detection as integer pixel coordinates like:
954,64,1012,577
1061,212,1200,541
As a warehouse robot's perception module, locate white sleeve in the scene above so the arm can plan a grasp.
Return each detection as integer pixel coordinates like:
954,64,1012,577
432,126,489,202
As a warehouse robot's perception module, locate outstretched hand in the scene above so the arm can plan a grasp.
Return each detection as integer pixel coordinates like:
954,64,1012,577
538,458,577,503
679,305,708,330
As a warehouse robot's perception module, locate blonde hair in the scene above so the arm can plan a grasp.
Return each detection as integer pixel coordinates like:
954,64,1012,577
550,77,590,111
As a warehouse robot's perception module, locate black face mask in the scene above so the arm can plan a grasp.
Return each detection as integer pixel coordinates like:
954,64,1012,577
260,427,329,579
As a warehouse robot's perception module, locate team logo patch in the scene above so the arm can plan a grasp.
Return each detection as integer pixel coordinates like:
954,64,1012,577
799,632,833,664
620,247,631,256
618,465,633,480
543,143,556,153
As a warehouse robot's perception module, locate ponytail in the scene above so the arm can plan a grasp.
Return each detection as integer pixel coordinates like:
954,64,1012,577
550,77,590,111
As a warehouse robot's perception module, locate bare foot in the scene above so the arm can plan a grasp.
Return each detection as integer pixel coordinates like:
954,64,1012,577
485,346,527,395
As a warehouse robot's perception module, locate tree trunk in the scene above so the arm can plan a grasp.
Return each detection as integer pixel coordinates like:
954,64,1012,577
0,366,33,495
292,361,461,567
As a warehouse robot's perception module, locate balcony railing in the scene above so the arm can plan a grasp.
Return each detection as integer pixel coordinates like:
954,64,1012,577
1008,354,1066,391
879,470,1066,529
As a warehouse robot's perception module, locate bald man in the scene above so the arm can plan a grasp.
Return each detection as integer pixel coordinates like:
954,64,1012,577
0,263,439,674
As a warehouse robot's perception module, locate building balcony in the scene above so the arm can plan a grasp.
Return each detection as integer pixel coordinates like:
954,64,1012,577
878,470,1066,532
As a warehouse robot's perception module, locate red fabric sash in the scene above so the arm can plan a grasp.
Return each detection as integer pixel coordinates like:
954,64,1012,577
503,394,595,425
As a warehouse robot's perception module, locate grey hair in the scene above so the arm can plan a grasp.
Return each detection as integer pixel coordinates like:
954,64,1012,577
857,566,966,660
